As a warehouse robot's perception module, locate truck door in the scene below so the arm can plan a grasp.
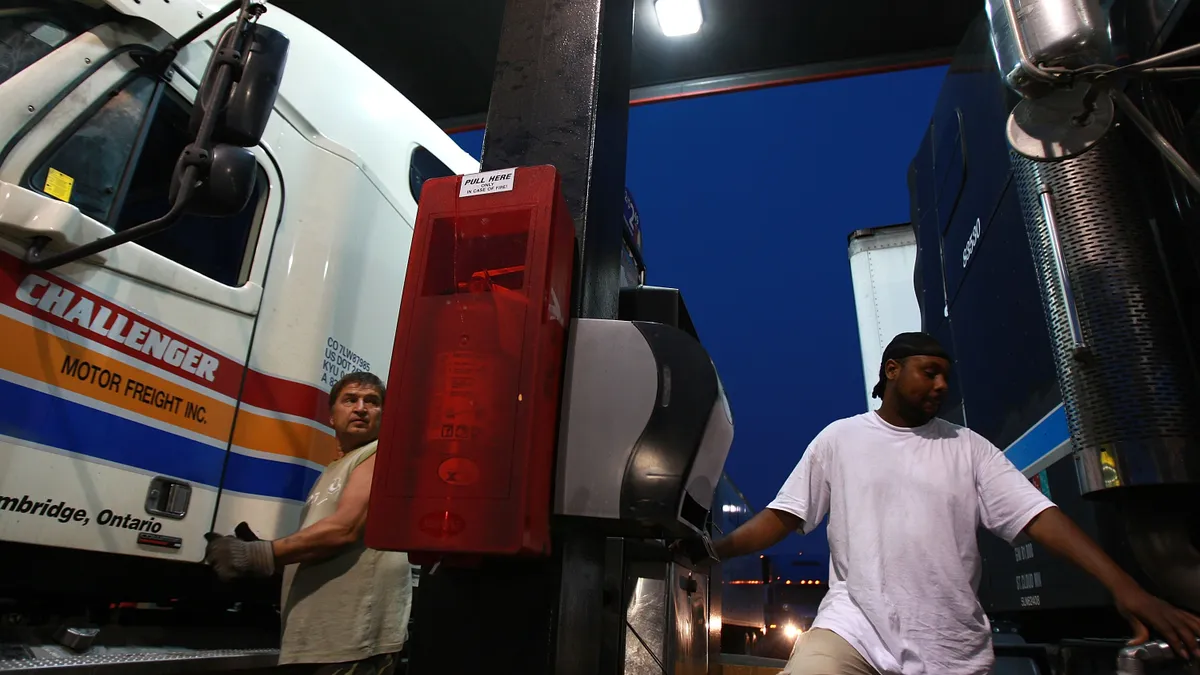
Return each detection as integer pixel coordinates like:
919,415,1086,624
0,13,282,562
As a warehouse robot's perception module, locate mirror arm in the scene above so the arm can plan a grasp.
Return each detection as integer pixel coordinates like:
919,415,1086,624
24,168,198,270
148,0,254,74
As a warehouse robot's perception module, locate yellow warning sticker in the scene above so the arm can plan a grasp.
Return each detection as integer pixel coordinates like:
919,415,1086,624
44,168,74,203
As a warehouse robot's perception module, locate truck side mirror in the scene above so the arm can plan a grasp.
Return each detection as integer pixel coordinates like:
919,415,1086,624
22,0,283,270
190,22,290,148
170,144,257,217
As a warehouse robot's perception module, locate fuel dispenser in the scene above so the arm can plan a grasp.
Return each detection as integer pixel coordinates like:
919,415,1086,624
557,285,734,673
366,165,734,674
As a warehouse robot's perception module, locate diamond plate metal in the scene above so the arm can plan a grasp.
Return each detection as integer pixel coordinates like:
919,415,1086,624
0,647,277,673
1011,135,1200,493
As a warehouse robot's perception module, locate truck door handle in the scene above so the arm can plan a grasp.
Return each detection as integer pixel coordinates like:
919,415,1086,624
145,477,191,519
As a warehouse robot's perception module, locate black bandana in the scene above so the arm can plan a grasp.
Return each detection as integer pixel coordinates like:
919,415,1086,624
872,332,950,399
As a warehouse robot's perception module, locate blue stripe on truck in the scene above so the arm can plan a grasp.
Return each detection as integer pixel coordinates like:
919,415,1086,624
221,452,319,502
1003,404,1070,473
0,377,316,501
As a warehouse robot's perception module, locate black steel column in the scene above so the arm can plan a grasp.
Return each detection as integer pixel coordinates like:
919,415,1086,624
599,537,630,675
405,1,634,675
480,0,635,320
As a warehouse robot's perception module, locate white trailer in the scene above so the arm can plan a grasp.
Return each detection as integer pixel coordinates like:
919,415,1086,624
846,224,922,411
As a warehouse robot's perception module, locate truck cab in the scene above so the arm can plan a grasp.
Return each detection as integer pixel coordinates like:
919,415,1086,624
0,0,477,604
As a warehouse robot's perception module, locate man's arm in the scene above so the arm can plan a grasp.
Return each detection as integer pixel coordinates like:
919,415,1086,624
1024,507,1200,659
708,434,829,564
272,454,377,566
1023,507,1138,598
713,508,803,560
205,454,379,581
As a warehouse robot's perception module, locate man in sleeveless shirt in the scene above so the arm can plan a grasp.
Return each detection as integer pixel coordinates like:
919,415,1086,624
706,333,1200,675
205,372,411,675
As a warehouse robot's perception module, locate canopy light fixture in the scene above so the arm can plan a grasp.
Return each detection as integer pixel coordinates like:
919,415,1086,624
655,0,703,37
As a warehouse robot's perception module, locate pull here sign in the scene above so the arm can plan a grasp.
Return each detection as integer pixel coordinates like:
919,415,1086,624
459,168,516,198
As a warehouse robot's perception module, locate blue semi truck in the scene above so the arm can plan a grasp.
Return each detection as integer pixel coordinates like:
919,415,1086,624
901,0,1200,672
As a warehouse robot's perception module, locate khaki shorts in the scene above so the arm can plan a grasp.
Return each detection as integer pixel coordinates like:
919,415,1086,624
782,628,879,675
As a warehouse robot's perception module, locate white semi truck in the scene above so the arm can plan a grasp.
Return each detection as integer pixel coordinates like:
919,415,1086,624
0,0,480,669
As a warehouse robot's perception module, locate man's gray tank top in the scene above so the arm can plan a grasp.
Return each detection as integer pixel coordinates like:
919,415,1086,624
278,440,412,665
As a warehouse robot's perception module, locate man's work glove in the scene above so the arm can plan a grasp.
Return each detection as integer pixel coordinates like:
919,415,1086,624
204,532,276,582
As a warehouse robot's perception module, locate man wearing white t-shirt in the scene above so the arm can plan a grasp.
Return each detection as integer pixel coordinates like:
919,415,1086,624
709,333,1200,674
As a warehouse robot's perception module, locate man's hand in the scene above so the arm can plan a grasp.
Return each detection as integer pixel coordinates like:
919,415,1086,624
670,533,720,571
204,533,276,582
1112,582,1200,660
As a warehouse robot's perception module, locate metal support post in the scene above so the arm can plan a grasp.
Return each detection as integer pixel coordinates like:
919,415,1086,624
599,537,629,675
405,0,635,674
480,0,635,320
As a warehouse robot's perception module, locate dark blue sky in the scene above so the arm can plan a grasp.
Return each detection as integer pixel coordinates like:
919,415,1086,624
451,65,948,564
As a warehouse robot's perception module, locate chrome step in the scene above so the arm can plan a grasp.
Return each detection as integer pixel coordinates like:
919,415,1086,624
0,646,278,673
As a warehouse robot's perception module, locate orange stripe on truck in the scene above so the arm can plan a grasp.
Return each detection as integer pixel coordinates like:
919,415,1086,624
0,314,235,440
2,313,337,469
230,413,338,467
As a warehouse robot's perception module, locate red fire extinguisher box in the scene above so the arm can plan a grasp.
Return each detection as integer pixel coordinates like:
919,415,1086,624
366,165,576,560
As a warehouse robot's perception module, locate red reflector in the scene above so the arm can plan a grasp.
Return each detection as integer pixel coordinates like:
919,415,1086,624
366,166,575,560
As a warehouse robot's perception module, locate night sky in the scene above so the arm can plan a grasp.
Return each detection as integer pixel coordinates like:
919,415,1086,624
451,64,949,567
